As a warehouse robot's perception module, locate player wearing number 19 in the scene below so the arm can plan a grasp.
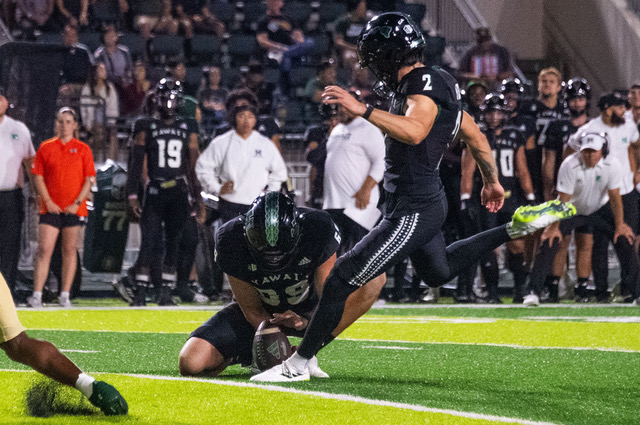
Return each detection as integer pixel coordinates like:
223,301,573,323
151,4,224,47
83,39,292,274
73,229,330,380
126,78,202,306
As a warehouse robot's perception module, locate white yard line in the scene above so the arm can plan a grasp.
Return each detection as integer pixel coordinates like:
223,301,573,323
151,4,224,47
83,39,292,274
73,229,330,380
59,349,100,353
361,345,423,351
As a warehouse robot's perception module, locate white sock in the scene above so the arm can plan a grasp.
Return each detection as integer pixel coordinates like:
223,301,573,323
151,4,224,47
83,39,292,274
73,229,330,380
60,291,70,300
31,291,42,300
75,373,95,398
288,352,309,370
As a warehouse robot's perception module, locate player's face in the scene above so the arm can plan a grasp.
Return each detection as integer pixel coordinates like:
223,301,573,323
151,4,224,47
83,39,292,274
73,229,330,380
235,110,257,134
628,88,640,108
580,148,602,168
568,96,587,114
504,92,518,112
538,74,562,98
469,86,487,107
607,105,626,125
0,94,8,117
484,110,505,129
56,111,78,139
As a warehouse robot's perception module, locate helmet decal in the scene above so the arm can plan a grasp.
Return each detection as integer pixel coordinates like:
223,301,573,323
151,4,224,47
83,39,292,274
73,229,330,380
265,192,280,247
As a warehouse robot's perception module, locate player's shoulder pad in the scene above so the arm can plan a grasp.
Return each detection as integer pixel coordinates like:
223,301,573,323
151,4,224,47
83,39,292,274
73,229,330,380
132,116,155,134
398,66,455,99
298,208,338,242
214,216,245,252
176,117,199,134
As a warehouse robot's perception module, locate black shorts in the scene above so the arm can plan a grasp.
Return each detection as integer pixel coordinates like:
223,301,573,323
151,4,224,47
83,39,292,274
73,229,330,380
39,213,86,228
189,303,256,367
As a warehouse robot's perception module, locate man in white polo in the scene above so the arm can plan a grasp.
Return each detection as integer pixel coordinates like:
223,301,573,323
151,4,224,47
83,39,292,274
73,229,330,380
523,132,638,306
323,94,385,256
566,92,640,302
0,87,35,302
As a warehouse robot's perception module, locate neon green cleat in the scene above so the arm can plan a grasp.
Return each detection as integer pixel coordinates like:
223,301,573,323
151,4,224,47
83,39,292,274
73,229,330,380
507,200,576,239
88,381,128,416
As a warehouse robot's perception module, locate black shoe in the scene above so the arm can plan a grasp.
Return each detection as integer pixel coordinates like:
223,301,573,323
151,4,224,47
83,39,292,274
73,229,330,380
112,277,134,304
158,286,177,306
178,281,209,304
512,295,524,304
453,293,472,303
130,287,147,307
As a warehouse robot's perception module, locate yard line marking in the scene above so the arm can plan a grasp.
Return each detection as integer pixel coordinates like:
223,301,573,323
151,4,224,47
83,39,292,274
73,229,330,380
523,316,640,323
60,349,100,353
359,317,498,324
361,345,423,351
121,373,560,425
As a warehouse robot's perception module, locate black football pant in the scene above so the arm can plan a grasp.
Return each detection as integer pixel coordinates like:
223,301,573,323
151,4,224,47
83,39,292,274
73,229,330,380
297,195,511,359
591,191,640,298
0,189,23,296
326,209,370,258
527,202,640,299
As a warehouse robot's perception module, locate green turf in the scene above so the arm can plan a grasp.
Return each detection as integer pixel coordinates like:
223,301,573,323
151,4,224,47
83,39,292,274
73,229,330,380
3,306,640,424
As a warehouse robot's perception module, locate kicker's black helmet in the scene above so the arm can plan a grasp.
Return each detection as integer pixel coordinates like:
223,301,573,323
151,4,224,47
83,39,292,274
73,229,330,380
243,192,301,271
155,77,184,119
357,12,425,96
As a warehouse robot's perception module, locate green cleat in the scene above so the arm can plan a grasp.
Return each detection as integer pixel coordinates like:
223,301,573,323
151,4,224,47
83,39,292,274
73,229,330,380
88,381,128,416
507,200,576,239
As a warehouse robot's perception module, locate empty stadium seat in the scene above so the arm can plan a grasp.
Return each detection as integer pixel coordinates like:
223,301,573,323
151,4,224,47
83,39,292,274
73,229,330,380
189,34,221,65
282,2,313,27
210,2,237,28
284,98,305,124
397,3,427,25
307,34,331,62
318,2,347,25
242,2,267,33
118,32,145,61
226,35,260,66
79,32,102,52
148,34,184,65
36,32,62,45
289,66,316,98
221,67,242,89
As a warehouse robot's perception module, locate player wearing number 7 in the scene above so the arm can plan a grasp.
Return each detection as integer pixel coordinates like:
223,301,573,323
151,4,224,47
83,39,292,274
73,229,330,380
179,191,386,377
126,78,203,306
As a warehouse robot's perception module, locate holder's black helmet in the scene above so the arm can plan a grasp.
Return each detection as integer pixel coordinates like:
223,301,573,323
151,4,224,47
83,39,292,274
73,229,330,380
155,78,183,119
357,12,425,96
243,192,301,271
563,77,591,101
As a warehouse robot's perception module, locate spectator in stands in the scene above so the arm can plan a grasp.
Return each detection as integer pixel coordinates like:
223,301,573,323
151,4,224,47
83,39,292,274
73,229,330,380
131,0,177,38
27,107,95,308
0,87,35,302
332,0,368,70
120,60,150,117
565,92,640,302
173,0,224,37
523,133,638,306
55,0,89,29
3,0,56,39
59,22,95,99
93,25,133,90
198,65,227,135
305,103,339,209
238,62,276,116
304,59,337,123
256,0,314,96
172,60,197,97
457,27,512,88
626,81,640,125
80,62,120,160
89,0,129,29
323,92,385,257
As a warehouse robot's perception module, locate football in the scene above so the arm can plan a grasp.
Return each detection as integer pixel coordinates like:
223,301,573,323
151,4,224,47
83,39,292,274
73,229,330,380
252,320,293,372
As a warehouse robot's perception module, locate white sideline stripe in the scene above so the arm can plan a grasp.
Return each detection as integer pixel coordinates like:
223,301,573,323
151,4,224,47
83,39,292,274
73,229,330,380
60,349,99,353
0,369,559,424
361,345,422,351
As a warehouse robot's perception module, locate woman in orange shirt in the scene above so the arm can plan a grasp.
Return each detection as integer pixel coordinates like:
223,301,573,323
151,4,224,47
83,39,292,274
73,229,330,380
27,107,96,308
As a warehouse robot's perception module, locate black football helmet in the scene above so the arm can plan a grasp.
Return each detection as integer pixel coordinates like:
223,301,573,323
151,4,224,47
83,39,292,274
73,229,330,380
357,12,425,97
155,78,183,119
499,77,525,95
243,192,301,271
563,77,591,100
480,93,508,112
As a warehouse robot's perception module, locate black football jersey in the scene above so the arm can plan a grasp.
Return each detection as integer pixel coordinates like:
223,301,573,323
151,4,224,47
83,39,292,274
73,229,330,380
133,117,198,182
214,209,340,317
506,113,536,141
544,118,581,181
383,66,462,217
492,126,527,196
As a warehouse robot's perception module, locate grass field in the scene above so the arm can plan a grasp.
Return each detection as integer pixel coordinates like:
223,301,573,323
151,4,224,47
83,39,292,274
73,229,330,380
2,303,640,424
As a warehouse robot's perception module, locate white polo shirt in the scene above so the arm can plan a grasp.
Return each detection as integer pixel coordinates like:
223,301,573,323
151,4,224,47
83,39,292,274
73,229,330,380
196,129,288,205
323,117,385,209
568,116,639,195
556,152,622,216
0,115,34,190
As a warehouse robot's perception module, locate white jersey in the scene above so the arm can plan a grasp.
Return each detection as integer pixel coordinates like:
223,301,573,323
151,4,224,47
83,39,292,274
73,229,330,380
0,115,34,190
323,117,385,210
567,116,639,195
557,152,623,216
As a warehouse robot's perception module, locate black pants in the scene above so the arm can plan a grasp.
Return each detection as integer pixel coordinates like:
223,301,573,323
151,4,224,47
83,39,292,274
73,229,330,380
297,195,511,358
591,191,640,297
325,209,369,258
0,189,24,295
527,202,640,299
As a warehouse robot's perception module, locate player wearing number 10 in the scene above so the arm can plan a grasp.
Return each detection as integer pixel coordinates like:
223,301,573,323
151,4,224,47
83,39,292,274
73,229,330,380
126,78,202,306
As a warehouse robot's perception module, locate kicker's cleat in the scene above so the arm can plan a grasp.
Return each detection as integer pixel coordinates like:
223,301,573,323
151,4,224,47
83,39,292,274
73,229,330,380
507,200,576,239
250,359,310,382
308,356,329,379
112,276,134,304
88,381,128,416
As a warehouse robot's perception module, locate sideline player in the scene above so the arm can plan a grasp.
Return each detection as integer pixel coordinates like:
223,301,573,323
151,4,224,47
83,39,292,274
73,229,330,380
126,78,202,306
178,192,385,377
252,13,575,382
0,272,127,415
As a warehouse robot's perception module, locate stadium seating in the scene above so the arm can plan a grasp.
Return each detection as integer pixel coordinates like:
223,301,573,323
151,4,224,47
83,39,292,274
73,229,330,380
189,34,221,65
36,32,62,45
289,66,316,98
148,34,184,65
210,2,237,30
397,3,427,25
241,2,267,33
79,31,103,52
221,67,242,89
282,2,314,28
226,35,260,66
318,2,347,26
118,32,145,61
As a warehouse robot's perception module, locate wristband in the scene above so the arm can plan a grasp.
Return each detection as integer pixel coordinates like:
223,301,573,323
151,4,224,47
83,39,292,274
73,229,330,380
460,193,471,201
526,193,536,201
361,104,374,120
128,194,138,200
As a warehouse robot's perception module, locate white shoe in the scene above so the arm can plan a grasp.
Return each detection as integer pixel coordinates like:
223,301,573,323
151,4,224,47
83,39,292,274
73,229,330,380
507,200,576,239
250,359,310,382
27,295,43,308
192,293,209,304
523,293,540,307
59,296,72,308
308,356,329,378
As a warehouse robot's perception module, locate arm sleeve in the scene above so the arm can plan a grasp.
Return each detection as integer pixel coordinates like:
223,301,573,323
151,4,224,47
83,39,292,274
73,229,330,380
606,157,623,190
31,147,44,176
556,159,575,195
82,144,97,177
195,138,223,195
